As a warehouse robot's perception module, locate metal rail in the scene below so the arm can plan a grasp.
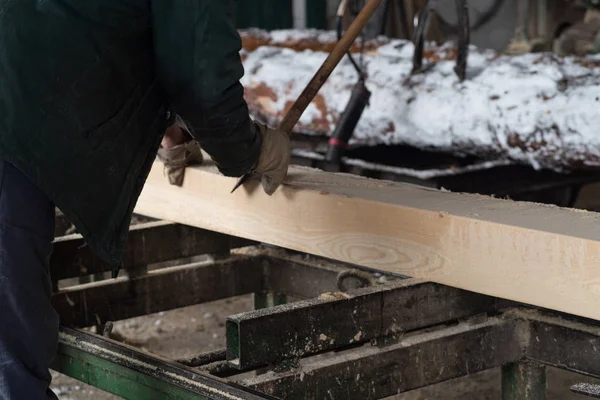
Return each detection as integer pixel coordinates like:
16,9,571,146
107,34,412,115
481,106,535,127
52,327,274,400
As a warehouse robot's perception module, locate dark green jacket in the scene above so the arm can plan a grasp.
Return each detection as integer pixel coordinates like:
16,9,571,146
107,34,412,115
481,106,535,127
0,1,260,265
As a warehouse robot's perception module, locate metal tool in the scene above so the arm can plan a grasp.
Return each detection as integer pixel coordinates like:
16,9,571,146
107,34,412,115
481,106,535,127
325,80,371,165
231,0,384,193
411,0,470,82
412,0,439,74
326,0,372,165
454,0,470,82
230,172,249,193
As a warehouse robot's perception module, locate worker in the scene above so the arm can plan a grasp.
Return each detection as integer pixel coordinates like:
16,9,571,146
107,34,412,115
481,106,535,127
0,1,290,398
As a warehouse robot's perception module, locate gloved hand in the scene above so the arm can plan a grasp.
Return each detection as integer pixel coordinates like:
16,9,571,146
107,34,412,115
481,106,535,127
157,123,203,186
253,122,291,195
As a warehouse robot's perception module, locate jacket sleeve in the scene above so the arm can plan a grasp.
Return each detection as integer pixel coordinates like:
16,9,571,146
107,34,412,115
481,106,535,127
150,0,260,177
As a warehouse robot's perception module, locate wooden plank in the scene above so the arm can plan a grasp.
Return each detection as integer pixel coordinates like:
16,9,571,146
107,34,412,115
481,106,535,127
53,255,264,327
226,279,498,369
242,318,520,400
51,221,254,281
135,162,600,320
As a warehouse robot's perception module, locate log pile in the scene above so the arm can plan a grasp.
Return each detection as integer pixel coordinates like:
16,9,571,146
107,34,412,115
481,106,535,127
240,29,600,171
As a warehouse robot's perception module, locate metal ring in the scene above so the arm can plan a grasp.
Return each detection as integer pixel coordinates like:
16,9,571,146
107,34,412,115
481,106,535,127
337,269,374,292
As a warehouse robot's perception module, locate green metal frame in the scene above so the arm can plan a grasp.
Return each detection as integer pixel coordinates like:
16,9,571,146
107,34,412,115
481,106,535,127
53,345,207,399
502,362,547,400
253,291,287,310
51,328,274,400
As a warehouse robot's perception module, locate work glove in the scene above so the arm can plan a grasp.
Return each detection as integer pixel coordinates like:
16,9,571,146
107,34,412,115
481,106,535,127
157,120,204,186
253,122,291,195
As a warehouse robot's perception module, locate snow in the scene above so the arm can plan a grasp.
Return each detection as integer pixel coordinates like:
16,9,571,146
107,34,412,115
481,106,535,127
241,30,600,170
268,29,339,44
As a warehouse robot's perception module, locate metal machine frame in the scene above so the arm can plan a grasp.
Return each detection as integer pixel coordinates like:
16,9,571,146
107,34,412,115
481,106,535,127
51,213,600,399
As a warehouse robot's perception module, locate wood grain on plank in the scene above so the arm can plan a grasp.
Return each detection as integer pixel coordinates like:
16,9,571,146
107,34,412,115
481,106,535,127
135,161,600,320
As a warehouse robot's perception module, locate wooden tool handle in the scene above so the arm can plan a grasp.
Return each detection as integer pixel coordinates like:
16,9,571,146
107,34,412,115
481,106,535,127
278,0,383,134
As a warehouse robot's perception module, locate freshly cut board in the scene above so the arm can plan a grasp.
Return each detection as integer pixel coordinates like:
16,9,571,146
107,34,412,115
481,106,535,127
136,161,600,321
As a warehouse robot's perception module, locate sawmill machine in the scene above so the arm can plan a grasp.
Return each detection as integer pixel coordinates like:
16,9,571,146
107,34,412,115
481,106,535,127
47,3,600,399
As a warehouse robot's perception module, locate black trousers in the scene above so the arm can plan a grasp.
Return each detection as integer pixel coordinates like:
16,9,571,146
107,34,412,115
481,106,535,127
0,159,58,399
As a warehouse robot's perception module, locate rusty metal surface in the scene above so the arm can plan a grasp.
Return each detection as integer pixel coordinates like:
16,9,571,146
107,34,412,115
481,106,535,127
502,361,548,400
243,318,521,400
51,222,600,399
54,255,264,327
226,279,498,369
52,221,254,281
523,312,600,378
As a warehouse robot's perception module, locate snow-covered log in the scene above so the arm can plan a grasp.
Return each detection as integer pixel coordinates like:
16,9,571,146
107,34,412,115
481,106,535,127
239,28,388,53
240,29,600,171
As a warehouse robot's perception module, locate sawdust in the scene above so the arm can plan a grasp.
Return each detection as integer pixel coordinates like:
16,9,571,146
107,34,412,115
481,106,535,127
163,371,245,399
571,382,600,396
318,292,351,301
59,331,159,372
241,317,504,389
